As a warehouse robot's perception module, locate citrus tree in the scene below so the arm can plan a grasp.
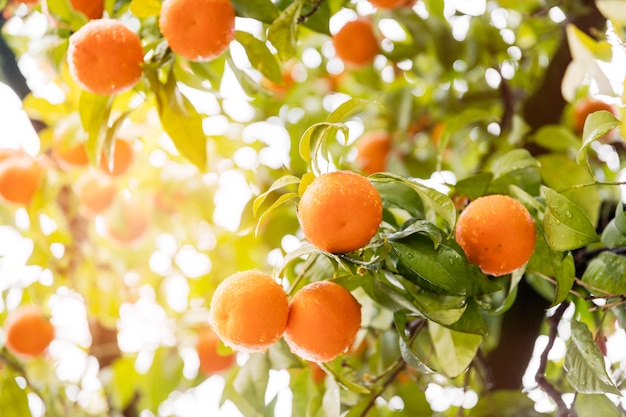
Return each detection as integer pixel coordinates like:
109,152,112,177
1,0,626,416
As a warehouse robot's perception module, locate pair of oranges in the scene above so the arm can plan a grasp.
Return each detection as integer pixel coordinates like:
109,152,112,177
66,0,235,96
209,270,362,364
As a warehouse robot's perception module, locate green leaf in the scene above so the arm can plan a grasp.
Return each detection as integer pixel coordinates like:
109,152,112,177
267,0,303,62
235,31,282,83
253,175,301,216
299,122,348,174
394,314,434,374
319,364,371,394
454,173,493,200
255,192,299,236
550,250,576,306
469,390,550,416
79,91,113,164
542,187,599,251
582,251,626,295
532,125,581,152
576,110,621,165
231,0,279,23
490,149,540,179
374,178,424,219
0,372,30,417
46,0,87,30
371,172,456,230
233,352,271,412
392,235,499,296
565,320,621,395
110,357,138,410
129,0,161,18
149,70,207,171
384,219,443,247
428,321,483,378
370,277,423,315
601,204,626,248
326,98,372,124
575,394,622,417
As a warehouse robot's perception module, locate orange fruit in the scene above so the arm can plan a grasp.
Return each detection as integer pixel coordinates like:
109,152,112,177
297,170,383,253
455,194,536,276
196,326,236,375
572,98,617,134
355,131,393,175
0,153,44,205
100,139,134,176
208,270,289,353
52,137,89,166
77,173,116,214
159,0,235,62
106,199,149,243
70,0,104,19
67,19,144,95
4,305,55,357
332,19,379,67
284,280,362,363
368,0,406,9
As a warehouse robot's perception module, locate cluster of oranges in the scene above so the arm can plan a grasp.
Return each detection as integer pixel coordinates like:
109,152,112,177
205,171,382,367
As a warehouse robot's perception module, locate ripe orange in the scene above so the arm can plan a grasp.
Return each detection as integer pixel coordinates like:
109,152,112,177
70,0,104,19
106,199,149,243
159,0,236,62
100,139,134,176
67,19,144,95
77,173,116,214
297,171,383,253
355,131,392,175
572,98,617,134
52,137,89,166
4,305,55,357
332,19,379,67
284,280,362,363
455,194,536,276
0,153,44,205
196,326,236,375
368,0,406,9
208,270,289,353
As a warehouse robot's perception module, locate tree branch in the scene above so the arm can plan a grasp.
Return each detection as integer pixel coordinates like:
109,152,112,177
534,302,576,417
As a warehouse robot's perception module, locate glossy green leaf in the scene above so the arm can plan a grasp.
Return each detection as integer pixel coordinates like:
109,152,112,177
581,251,626,295
575,394,621,417
395,275,466,325
235,31,282,83
149,70,207,171
255,192,299,236
129,0,161,18
370,277,423,315
384,219,443,247
371,172,456,230
46,0,87,30
446,298,488,335
429,321,483,378
565,320,621,395
576,110,620,164
231,0,279,22
374,178,424,219
392,235,499,296
542,187,599,251
267,1,303,62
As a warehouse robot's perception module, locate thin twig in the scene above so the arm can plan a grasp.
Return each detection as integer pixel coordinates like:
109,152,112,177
535,302,576,417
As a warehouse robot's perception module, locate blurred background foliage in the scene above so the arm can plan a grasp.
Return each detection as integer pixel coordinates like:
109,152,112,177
1,0,626,416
